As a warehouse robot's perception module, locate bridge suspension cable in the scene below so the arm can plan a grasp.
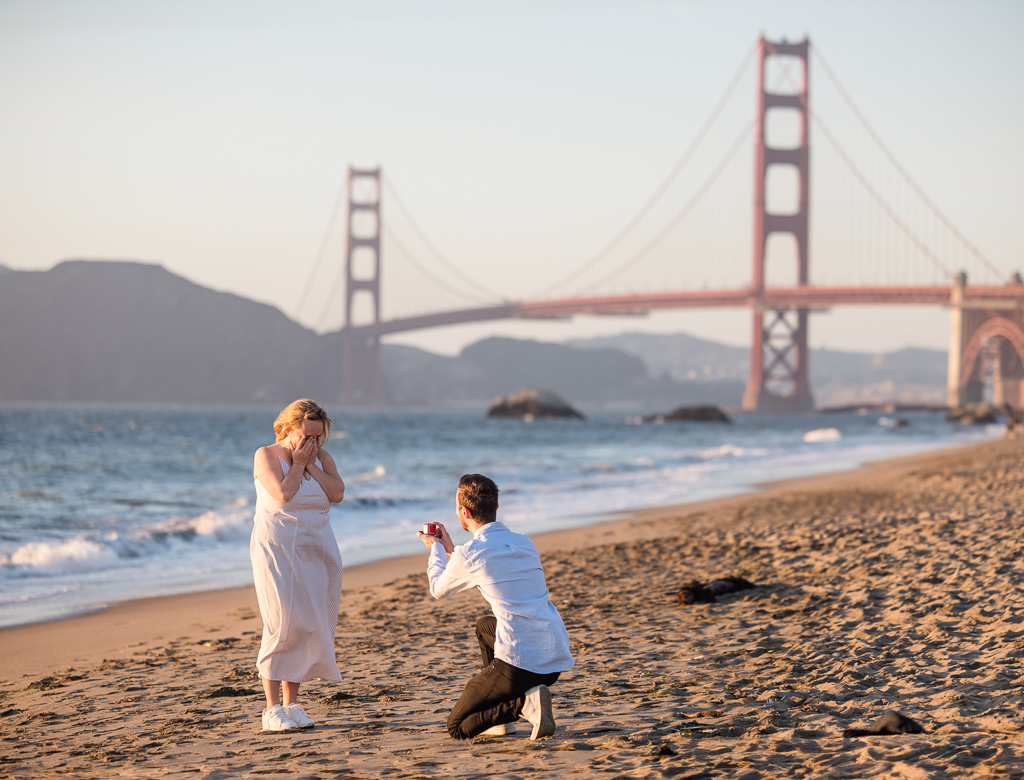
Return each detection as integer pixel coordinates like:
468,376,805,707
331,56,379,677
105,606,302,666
810,111,954,279
778,52,961,284
311,257,348,333
531,40,759,298
577,118,755,295
382,173,507,303
811,45,1004,282
294,174,349,330
382,223,506,305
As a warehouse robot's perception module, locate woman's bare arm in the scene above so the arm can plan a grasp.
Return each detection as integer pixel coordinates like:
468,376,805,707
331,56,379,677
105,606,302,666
254,446,305,503
305,448,346,503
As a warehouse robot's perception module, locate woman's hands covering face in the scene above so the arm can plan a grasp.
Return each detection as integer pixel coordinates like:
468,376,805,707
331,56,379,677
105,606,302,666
288,430,320,467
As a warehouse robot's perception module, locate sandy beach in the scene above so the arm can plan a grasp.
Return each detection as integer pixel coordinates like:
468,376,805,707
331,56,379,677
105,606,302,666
2,436,1023,779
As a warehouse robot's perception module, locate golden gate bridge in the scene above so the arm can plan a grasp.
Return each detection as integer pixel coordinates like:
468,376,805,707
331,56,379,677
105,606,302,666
316,37,1023,411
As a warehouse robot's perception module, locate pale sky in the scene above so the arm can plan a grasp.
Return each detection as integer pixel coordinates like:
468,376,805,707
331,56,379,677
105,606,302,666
2,0,1022,356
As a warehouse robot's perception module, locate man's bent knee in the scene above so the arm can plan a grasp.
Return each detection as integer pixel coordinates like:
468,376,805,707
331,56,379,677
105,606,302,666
446,712,473,740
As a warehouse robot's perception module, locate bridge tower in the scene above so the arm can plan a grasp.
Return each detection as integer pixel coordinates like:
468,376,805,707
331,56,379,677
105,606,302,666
340,166,386,406
947,273,1024,407
742,37,814,412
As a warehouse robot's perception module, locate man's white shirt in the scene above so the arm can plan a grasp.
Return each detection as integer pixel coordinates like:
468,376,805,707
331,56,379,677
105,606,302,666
427,521,574,675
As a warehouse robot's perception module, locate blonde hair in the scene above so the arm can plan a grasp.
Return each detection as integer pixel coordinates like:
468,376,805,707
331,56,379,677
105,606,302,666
273,399,332,446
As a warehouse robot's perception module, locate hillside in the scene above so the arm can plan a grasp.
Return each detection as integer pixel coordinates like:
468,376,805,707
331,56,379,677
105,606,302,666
570,332,949,407
0,261,340,403
0,261,948,409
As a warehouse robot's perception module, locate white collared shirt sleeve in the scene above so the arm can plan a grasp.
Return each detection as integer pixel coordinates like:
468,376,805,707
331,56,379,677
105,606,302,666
427,541,475,599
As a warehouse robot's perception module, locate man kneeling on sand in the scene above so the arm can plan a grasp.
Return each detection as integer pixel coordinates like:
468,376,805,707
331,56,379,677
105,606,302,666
417,474,574,740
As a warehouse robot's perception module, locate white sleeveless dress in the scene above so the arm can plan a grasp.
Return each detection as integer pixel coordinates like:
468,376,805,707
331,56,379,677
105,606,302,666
251,456,343,682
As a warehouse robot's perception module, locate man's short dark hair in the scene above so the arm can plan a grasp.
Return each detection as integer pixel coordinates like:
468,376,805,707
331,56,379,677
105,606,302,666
457,474,499,524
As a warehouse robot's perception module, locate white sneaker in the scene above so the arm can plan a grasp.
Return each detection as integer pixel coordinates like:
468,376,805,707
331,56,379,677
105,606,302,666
522,685,555,740
480,722,517,736
262,704,299,731
286,703,315,729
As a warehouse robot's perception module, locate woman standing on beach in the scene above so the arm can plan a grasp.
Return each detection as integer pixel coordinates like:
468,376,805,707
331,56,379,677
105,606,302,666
251,399,346,731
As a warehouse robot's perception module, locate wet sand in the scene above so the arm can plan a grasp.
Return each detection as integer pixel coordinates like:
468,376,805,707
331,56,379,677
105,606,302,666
1,437,1022,779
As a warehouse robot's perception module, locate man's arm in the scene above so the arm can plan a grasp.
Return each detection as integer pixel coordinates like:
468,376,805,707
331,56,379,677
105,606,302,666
426,544,476,600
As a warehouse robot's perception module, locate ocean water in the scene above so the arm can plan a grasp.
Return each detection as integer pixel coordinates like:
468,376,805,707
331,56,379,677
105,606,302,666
0,403,1003,629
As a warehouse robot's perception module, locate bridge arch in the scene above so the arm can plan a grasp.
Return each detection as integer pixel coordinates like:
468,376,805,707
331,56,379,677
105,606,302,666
959,315,1024,406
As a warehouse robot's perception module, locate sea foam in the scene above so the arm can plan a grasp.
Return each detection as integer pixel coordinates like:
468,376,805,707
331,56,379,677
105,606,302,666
3,537,117,572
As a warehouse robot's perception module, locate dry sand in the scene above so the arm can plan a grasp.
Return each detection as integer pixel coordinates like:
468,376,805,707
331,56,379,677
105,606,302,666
2,437,1023,779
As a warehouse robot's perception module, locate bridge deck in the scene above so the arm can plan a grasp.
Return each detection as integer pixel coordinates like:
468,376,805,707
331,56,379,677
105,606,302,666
343,284,1024,338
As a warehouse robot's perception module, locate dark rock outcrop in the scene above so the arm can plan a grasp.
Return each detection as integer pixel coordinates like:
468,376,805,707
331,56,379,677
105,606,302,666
487,388,584,419
947,402,1003,425
645,405,731,423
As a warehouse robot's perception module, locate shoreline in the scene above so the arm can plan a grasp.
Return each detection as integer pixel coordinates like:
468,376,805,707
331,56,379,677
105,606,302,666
0,435,1003,681
0,409,1000,638
0,551,426,680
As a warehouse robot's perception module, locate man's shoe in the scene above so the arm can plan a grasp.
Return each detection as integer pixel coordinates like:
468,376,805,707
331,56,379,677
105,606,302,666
480,722,517,736
286,703,315,729
262,704,299,731
522,685,555,740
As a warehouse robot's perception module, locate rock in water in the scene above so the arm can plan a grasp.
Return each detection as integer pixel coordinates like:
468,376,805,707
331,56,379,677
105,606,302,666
487,388,584,419
946,402,1001,424
645,405,730,423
